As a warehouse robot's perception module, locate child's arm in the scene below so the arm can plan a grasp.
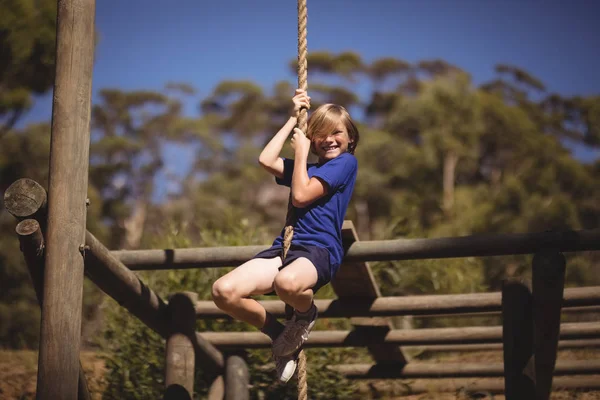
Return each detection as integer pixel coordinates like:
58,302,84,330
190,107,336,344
258,116,297,179
258,89,310,179
290,128,328,208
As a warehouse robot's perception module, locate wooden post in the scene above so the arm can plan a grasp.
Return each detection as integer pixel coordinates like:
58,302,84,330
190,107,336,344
37,0,96,398
532,250,566,400
16,219,92,400
224,355,249,400
207,376,224,400
501,278,535,399
332,222,409,365
164,292,198,400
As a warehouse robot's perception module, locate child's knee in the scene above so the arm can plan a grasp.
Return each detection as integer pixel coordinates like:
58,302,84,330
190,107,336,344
273,272,303,297
211,279,238,306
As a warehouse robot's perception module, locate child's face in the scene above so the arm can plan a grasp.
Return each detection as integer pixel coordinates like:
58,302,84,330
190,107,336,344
313,121,353,162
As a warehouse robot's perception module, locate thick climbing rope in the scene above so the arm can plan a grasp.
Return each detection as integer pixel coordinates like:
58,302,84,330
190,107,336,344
281,1,308,399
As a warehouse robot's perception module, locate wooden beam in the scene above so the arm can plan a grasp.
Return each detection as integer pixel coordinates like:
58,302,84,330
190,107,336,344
198,322,600,349
331,359,600,379
194,286,600,319
111,228,600,270
360,376,600,395
5,179,600,270
37,1,96,398
16,219,92,400
84,231,224,372
402,339,600,353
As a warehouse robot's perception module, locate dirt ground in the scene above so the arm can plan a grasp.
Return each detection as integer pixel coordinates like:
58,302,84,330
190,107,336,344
1,348,599,399
0,350,106,400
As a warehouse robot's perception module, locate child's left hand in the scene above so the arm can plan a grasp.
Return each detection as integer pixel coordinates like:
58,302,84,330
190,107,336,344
291,127,311,156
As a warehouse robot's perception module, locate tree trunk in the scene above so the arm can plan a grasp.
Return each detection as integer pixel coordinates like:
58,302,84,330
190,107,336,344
443,150,458,217
121,199,147,250
355,200,371,240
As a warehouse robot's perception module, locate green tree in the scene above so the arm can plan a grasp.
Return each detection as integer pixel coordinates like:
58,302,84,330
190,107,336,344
0,0,57,138
388,73,484,218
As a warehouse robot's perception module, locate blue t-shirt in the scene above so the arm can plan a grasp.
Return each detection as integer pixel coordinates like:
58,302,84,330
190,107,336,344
272,152,358,272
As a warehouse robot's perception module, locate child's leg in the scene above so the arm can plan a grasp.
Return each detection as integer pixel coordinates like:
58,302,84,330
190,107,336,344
273,257,318,313
272,257,320,357
211,257,281,329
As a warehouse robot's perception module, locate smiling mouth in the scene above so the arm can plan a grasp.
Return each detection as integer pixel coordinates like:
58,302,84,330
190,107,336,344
322,146,339,151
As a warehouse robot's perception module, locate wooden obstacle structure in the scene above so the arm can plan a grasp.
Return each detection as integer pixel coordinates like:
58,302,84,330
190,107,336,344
3,1,600,399
6,178,600,399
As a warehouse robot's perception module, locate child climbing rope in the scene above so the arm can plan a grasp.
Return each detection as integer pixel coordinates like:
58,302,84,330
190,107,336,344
211,88,359,382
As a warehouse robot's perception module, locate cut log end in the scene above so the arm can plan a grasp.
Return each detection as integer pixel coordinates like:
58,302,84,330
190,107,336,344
4,178,47,219
532,250,566,282
16,219,41,236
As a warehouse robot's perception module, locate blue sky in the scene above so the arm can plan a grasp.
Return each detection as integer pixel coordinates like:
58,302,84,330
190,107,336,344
24,0,600,117
19,0,600,199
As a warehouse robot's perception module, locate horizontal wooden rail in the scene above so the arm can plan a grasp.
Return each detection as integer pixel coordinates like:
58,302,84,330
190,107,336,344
331,359,600,379
413,304,600,320
195,286,600,319
357,376,600,395
198,322,600,349
412,339,600,353
113,228,600,270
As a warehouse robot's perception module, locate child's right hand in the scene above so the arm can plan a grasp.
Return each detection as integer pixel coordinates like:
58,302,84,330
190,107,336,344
291,89,310,118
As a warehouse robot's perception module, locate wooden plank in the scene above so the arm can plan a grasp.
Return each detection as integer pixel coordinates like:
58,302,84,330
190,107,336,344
198,322,600,349
194,286,600,319
36,1,96,399
331,359,600,379
359,376,600,396
110,228,600,270
331,221,408,364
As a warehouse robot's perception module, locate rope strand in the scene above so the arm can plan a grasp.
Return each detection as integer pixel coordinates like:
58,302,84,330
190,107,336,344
282,1,309,399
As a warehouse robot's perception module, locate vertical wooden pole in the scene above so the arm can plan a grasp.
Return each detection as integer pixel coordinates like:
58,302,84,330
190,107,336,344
532,250,566,400
224,355,249,400
37,1,96,399
16,219,92,400
501,278,535,399
164,292,198,400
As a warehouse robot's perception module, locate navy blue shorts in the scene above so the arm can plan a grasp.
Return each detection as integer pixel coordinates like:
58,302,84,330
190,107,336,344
252,244,332,294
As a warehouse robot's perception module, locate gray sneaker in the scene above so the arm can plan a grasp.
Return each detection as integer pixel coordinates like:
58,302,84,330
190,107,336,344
272,307,318,357
274,353,297,383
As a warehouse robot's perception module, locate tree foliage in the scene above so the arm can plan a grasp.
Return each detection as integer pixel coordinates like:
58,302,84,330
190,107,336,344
0,21,599,397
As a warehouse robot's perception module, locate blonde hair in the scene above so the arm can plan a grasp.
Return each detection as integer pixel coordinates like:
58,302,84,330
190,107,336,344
306,104,359,155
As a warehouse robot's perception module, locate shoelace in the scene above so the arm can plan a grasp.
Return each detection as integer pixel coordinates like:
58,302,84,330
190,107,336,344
282,319,309,342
